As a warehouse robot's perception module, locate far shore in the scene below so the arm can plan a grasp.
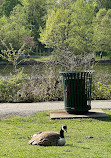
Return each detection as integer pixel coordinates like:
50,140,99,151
0,59,111,65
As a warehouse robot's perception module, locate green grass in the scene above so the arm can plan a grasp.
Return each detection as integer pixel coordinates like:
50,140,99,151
30,55,53,63
95,55,111,61
32,55,111,63
0,111,111,158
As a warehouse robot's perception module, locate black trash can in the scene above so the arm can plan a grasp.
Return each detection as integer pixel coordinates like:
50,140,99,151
60,71,93,114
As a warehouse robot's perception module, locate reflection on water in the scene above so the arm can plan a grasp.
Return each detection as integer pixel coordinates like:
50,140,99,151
0,65,41,79
0,65,33,77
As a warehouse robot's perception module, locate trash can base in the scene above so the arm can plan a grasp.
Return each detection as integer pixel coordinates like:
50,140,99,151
67,110,89,115
65,105,91,114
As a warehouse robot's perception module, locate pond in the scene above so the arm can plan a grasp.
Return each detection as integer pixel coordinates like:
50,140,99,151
0,63,111,84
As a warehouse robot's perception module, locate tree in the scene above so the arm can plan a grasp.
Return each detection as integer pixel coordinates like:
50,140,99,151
0,0,22,17
13,0,47,53
93,8,111,54
40,0,95,54
0,41,25,72
21,0,46,44
0,0,56,55
94,0,111,10
0,11,31,50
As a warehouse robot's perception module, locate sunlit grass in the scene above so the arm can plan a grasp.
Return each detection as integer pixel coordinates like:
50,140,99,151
31,54,111,63
95,55,111,61
30,55,53,63
0,110,111,158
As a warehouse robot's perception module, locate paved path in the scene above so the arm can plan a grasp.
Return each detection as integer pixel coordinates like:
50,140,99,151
0,100,111,118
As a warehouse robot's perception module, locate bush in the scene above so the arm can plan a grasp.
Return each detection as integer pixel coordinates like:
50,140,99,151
92,81,111,100
0,70,30,102
0,67,63,102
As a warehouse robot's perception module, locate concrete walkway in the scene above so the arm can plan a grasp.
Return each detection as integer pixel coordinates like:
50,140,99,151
0,100,111,118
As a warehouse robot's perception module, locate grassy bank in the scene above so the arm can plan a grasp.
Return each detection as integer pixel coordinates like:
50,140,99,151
30,55,53,63
0,110,111,158
0,54,111,65
95,55,111,61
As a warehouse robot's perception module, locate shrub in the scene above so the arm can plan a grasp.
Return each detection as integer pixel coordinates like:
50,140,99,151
17,67,63,102
0,65,63,102
0,70,30,102
92,81,111,100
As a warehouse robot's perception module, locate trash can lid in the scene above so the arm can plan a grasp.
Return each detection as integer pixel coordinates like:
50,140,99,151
59,70,94,74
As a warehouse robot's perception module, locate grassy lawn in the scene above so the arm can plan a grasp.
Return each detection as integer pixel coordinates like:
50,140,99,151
30,55,53,63
0,110,111,158
95,55,111,61
30,54,111,63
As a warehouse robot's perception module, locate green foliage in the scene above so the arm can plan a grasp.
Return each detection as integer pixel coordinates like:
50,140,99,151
0,0,111,56
0,0,46,53
40,0,95,54
0,0,21,17
0,111,111,157
92,81,111,99
40,8,71,48
94,0,111,10
0,0,110,103
0,70,29,102
21,0,46,40
93,8,111,54
0,12,31,50
0,42,26,71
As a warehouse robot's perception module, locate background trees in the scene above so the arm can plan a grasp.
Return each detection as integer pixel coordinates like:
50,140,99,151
0,0,110,57
93,8,111,55
40,0,95,55
0,0,21,17
0,8,31,50
95,0,111,10
0,0,46,53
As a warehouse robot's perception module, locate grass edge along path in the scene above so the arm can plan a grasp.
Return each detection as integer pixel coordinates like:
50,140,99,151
0,110,111,158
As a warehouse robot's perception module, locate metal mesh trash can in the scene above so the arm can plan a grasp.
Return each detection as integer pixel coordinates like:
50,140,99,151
60,71,93,114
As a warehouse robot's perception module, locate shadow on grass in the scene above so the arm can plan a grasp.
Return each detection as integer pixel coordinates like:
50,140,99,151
93,111,111,122
94,116,111,122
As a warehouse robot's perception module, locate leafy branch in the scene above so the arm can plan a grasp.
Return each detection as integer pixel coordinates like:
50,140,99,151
0,40,26,72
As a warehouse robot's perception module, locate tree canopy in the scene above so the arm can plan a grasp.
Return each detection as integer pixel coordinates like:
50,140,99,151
94,0,111,10
0,0,22,17
40,0,95,54
0,0,111,56
0,0,46,52
93,8,111,54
